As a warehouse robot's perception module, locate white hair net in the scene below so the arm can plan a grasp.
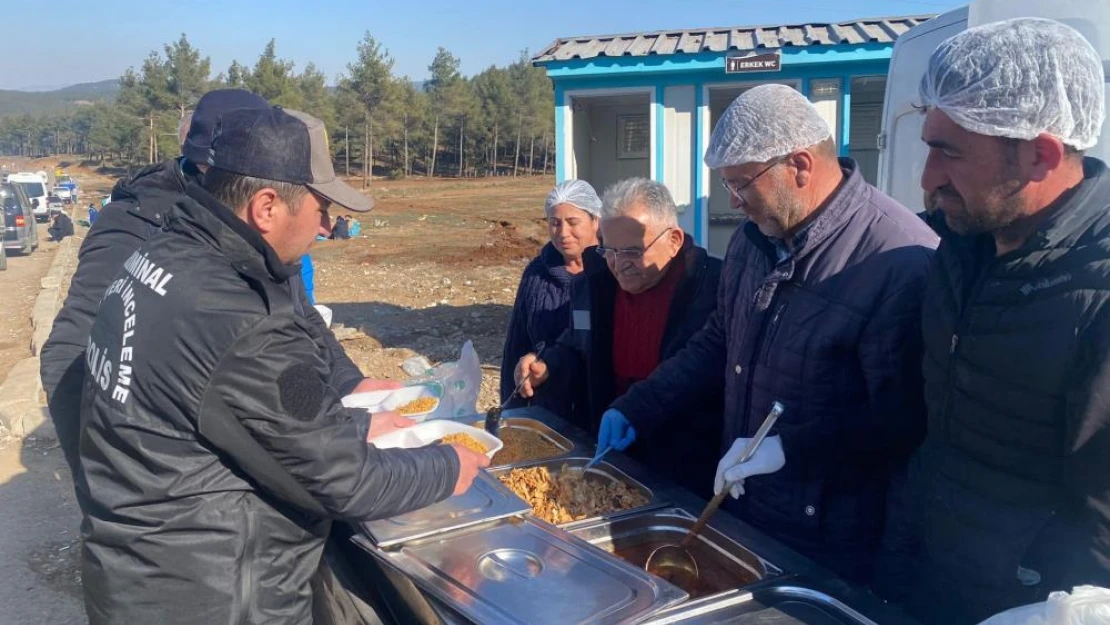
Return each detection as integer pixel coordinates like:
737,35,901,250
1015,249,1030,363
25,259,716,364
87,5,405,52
704,84,833,169
544,179,602,218
920,17,1106,150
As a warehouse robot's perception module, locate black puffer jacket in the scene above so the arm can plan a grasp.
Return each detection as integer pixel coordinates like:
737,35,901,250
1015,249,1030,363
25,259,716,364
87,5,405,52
613,161,938,582
905,159,1110,624
40,159,363,491
78,182,459,625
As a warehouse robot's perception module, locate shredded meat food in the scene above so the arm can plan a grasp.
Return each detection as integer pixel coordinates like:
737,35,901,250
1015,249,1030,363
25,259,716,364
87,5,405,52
499,465,649,525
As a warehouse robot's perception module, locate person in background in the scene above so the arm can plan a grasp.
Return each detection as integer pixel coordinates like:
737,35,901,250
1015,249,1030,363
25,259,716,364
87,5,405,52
517,178,723,496
302,254,316,305
48,208,74,242
500,180,601,416
887,19,1110,624
87,203,99,226
332,214,350,240
593,85,937,584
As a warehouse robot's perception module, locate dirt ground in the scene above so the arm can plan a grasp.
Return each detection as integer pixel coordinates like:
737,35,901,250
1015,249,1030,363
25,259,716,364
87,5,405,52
0,223,56,383
312,175,553,409
0,157,115,382
0,157,115,625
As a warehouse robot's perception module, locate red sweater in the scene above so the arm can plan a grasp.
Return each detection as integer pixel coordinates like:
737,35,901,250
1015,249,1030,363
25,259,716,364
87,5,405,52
612,260,685,396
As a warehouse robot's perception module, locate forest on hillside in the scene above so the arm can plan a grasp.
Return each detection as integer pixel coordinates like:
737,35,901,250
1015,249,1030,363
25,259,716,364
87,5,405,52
0,35,555,180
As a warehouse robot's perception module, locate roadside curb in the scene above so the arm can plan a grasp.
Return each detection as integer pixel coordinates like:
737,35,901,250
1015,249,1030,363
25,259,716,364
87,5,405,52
0,235,77,441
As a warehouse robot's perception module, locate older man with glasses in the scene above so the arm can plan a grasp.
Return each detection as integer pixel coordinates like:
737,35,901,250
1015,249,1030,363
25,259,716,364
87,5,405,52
515,177,724,496
595,84,940,585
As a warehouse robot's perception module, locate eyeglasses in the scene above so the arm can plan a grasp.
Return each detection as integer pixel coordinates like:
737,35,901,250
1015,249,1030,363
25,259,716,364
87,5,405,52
596,227,672,261
720,159,783,205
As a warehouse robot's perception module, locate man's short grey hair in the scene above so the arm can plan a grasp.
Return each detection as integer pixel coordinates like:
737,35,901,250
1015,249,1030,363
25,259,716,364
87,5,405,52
600,178,679,228
202,167,309,215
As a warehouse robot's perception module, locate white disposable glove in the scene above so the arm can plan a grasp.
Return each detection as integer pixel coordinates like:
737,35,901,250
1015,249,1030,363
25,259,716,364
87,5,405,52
713,435,786,498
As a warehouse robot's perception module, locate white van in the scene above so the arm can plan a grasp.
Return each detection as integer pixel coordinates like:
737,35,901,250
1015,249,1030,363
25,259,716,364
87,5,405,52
877,0,1110,212
8,172,50,222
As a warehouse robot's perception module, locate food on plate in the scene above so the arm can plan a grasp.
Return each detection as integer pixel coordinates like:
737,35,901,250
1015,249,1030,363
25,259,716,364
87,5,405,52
396,396,437,415
471,424,565,465
438,433,488,454
498,465,648,525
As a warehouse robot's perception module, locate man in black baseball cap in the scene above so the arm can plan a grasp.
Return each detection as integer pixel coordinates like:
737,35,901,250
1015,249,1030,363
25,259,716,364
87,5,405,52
208,106,374,219
76,106,490,625
42,92,394,504
42,88,268,491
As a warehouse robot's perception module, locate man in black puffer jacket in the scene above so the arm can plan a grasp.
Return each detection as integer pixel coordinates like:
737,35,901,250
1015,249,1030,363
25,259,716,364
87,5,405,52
77,106,489,625
599,86,938,584
890,19,1110,624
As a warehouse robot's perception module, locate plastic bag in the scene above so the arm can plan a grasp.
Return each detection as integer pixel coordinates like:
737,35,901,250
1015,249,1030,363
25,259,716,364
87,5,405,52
401,355,434,377
977,586,1110,625
313,304,333,328
405,341,481,420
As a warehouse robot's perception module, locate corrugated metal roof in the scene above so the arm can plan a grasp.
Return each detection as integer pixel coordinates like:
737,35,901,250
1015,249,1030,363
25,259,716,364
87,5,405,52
533,15,934,63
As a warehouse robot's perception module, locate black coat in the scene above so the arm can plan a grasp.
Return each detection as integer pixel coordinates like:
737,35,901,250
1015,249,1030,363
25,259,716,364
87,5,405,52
501,242,579,418
78,181,459,625
333,217,350,240
49,213,74,239
543,236,724,497
613,161,939,583
903,158,1110,624
40,159,363,491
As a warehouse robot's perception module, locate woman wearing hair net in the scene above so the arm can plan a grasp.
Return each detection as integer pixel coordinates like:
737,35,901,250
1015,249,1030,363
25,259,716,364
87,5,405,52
499,180,601,412
888,17,1110,625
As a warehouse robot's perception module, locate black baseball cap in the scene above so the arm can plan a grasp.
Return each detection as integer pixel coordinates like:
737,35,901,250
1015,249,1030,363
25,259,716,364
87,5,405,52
209,106,374,212
181,89,269,166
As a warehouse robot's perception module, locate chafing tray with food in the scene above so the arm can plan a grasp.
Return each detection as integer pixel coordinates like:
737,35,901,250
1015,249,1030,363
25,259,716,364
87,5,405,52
569,508,780,600
360,471,530,548
493,458,656,526
375,517,688,625
470,417,574,465
641,584,880,625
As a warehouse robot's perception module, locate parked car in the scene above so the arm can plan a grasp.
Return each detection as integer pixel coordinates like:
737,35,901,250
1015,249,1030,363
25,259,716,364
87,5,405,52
47,195,65,211
52,186,72,203
2,183,39,256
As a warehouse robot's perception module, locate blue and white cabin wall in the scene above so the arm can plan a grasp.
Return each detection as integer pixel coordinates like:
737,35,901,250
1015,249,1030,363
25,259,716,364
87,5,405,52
535,17,928,257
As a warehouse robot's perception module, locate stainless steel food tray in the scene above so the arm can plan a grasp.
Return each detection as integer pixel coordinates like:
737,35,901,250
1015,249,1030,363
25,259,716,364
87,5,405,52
361,471,530,548
489,456,666,529
568,507,781,599
379,516,688,625
465,417,576,467
641,584,881,625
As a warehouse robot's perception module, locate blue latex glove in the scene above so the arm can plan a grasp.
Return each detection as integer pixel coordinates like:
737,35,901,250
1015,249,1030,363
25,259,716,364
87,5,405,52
598,409,637,452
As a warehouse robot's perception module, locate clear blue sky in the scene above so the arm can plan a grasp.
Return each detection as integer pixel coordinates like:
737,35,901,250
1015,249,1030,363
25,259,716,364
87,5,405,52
3,0,964,90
